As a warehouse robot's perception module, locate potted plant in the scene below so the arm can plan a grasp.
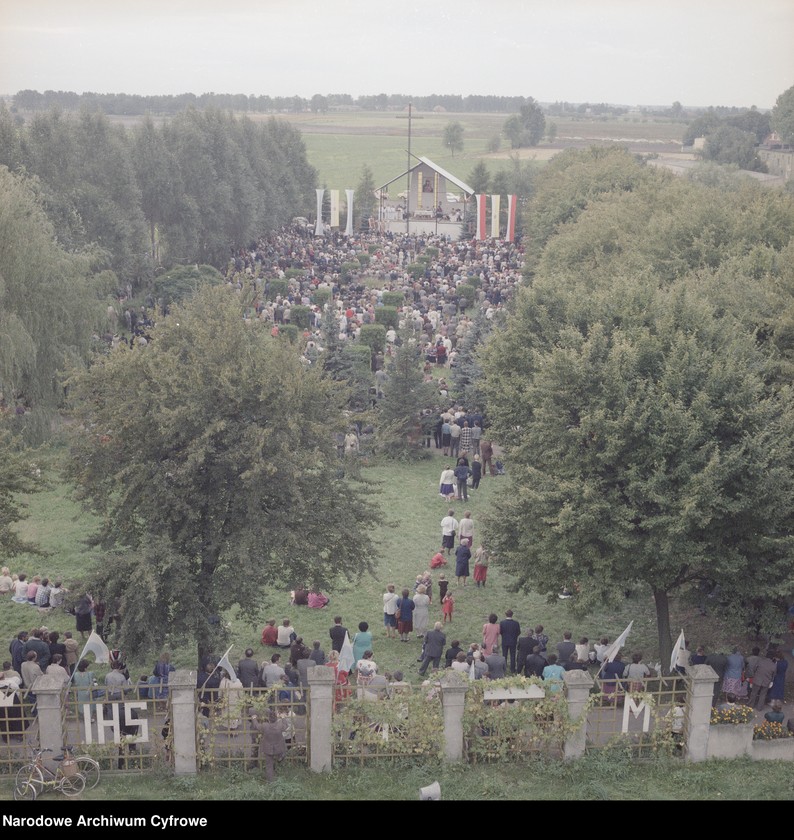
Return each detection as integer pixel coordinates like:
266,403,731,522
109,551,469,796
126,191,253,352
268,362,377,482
707,705,754,759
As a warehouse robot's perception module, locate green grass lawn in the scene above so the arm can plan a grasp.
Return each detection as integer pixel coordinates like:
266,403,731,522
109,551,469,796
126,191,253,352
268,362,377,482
4,448,714,681
2,752,791,801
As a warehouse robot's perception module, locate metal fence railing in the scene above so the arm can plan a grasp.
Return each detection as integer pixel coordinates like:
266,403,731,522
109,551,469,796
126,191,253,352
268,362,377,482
586,674,689,756
62,684,167,772
332,681,443,764
195,685,309,770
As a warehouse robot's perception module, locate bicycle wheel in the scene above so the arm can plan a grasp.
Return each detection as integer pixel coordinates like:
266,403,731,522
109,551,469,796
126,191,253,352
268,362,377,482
14,781,38,801
14,764,43,799
58,771,86,797
75,756,100,789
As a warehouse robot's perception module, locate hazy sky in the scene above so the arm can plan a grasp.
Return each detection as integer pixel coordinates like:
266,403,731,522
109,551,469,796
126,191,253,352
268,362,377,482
1,0,792,108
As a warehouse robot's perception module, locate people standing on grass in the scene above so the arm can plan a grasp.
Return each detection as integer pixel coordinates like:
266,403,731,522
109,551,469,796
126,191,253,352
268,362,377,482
382,584,399,639
396,589,415,642
440,509,458,556
455,540,471,587
473,544,489,588
439,465,456,501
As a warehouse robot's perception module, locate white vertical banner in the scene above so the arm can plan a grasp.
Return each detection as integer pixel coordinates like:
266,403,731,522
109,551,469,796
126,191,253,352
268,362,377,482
330,190,340,228
490,195,501,238
475,194,486,241
345,189,354,236
315,189,324,236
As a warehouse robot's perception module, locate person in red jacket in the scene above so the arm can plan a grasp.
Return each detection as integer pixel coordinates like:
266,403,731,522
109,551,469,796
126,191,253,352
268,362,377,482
261,619,278,646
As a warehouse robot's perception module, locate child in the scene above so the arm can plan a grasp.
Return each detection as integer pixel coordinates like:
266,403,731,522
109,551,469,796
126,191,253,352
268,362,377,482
438,574,449,602
430,551,447,569
442,591,454,623
63,631,80,674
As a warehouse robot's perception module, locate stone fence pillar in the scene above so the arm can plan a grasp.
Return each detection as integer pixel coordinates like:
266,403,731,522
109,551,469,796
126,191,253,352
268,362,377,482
307,667,335,772
440,674,469,762
563,669,594,761
33,675,66,757
684,664,719,762
169,669,197,775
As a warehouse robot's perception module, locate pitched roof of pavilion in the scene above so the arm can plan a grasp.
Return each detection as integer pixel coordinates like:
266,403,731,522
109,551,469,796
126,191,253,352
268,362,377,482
377,156,474,196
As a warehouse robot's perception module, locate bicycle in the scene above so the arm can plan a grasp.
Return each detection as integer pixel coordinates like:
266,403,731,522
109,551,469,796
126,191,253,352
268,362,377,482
65,747,101,790
13,748,86,800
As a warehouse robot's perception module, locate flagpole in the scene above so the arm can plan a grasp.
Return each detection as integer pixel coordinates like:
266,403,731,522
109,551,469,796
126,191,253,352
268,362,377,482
206,644,234,681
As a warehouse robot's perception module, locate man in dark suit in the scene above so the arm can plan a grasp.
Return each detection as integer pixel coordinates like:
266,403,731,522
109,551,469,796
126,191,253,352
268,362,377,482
499,610,521,673
249,710,288,781
419,622,447,676
444,639,463,667
485,649,506,680
517,630,536,674
329,616,348,653
237,648,260,688
524,646,548,678
556,631,576,664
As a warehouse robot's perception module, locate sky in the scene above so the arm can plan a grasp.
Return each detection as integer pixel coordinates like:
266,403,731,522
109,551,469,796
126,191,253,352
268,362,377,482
0,0,792,109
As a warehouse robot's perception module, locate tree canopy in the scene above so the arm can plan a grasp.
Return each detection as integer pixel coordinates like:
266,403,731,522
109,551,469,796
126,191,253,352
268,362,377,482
442,121,464,156
66,285,381,661
771,84,794,146
481,149,794,665
0,166,110,442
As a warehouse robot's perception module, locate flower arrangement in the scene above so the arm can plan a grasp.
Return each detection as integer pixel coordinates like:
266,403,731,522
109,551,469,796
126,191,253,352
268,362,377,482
710,705,754,725
753,720,794,741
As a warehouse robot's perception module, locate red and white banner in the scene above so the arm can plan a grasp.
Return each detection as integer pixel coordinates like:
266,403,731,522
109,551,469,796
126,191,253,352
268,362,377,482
506,194,517,243
490,194,501,239
475,194,486,240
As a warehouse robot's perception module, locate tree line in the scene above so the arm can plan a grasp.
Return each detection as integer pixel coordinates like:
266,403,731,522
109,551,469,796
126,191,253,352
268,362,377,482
11,90,544,116
0,105,316,282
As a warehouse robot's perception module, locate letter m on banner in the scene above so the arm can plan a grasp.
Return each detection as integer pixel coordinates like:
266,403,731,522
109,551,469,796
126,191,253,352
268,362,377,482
621,696,651,733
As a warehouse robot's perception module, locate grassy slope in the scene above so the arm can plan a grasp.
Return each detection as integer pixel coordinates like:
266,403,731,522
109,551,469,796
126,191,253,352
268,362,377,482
5,449,717,680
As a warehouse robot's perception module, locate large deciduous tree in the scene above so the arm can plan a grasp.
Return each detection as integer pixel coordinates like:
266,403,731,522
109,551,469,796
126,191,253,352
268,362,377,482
66,285,381,662
771,84,794,146
442,121,464,156
482,275,794,668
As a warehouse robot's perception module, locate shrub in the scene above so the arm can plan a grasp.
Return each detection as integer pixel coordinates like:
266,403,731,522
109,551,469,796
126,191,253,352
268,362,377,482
405,263,426,281
357,254,370,268
341,261,360,281
285,268,304,280
266,279,289,300
312,288,331,308
358,324,387,355
290,305,311,330
381,291,404,308
455,284,476,310
152,265,223,309
374,307,400,329
278,324,299,343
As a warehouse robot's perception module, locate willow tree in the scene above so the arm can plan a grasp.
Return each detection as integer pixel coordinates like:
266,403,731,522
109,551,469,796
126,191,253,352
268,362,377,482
0,166,109,442
66,285,380,662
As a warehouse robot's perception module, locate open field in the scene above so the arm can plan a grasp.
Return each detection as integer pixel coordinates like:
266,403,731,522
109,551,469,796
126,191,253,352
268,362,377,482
101,109,687,192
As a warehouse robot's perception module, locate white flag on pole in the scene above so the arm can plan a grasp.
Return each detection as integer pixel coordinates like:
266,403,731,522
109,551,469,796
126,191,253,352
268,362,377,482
78,631,110,665
215,645,237,683
597,620,633,676
669,629,686,675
